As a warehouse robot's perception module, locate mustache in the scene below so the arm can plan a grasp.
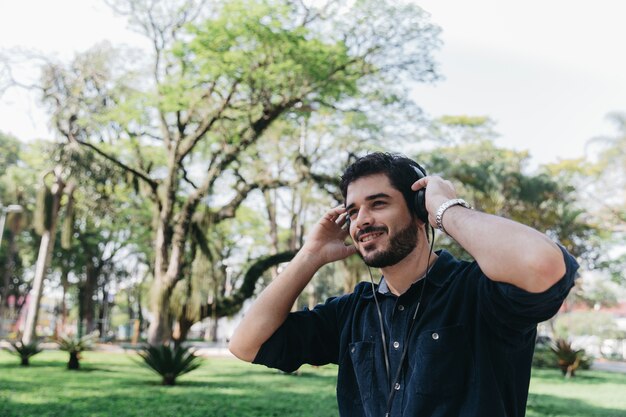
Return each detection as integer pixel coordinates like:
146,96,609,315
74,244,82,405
355,226,388,240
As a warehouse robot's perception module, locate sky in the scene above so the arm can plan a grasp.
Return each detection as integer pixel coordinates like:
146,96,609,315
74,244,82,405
0,0,625,166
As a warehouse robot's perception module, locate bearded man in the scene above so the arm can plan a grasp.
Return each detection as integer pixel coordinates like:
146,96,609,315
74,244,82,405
229,152,578,417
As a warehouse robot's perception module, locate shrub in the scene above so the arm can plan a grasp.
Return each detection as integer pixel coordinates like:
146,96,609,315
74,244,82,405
57,334,95,370
138,344,203,386
550,337,592,377
3,340,43,366
532,344,556,369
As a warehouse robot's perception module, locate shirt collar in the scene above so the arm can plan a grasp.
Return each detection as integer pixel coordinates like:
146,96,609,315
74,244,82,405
361,250,456,300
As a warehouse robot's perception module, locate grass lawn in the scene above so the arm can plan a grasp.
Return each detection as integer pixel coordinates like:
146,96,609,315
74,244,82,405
527,368,626,417
1,350,625,417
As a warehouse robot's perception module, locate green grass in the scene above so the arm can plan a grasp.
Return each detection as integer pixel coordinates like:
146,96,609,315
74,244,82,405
527,368,626,417
1,350,625,417
0,350,337,417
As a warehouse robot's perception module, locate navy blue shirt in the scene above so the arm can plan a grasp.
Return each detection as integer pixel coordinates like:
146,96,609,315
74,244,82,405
254,247,578,417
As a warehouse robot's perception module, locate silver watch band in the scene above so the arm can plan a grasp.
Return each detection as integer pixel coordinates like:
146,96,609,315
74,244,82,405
435,198,472,234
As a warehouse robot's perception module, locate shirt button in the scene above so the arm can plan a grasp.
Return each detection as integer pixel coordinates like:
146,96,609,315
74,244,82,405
392,341,400,349
398,305,405,311
432,332,439,340
394,383,401,391
351,347,355,353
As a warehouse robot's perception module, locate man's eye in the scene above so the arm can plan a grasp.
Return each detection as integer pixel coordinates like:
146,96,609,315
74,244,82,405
372,201,386,207
348,210,358,219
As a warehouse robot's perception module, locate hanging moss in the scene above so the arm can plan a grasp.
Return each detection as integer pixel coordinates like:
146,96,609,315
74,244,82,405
34,185,53,235
6,211,24,235
61,192,75,250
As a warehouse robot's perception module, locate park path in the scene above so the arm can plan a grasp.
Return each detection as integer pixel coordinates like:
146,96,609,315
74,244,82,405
591,359,626,373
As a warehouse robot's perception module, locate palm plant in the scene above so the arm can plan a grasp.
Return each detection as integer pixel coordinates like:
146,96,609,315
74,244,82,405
550,337,591,377
138,344,203,385
57,334,95,370
3,340,42,366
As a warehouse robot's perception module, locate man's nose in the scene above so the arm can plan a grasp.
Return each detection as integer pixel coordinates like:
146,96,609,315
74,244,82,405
354,208,373,229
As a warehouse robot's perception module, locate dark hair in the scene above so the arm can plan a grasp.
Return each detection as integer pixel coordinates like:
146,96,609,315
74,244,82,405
339,152,427,215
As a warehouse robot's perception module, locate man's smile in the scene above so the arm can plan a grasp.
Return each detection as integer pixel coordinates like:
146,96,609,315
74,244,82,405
356,226,388,246
359,231,384,243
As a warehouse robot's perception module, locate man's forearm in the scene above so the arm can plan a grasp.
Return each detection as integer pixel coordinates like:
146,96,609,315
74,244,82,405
441,206,566,293
228,249,324,362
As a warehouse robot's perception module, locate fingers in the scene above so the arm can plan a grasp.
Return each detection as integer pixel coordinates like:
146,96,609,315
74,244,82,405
323,204,345,220
411,175,441,191
411,176,429,191
411,175,455,192
323,205,350,227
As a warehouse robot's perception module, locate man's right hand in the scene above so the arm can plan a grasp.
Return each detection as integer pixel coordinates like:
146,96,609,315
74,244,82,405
229,205,357,362
300,205,358,267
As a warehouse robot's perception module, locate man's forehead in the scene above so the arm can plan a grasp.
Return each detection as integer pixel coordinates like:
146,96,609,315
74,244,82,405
345,174,399,205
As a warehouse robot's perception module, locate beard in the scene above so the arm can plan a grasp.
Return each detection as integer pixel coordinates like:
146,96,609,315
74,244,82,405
358,220,418,268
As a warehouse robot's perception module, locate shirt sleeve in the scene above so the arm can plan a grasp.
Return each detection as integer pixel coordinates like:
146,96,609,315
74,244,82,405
252,295,344,373
478,244,579,334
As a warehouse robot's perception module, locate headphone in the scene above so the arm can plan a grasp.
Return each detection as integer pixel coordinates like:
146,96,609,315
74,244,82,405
410,164,429,223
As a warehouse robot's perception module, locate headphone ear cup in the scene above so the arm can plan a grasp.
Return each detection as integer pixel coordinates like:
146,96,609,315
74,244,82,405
410,165,429,223
414,189,428,223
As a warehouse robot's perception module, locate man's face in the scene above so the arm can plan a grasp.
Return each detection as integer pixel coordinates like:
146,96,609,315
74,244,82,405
345,174,418,268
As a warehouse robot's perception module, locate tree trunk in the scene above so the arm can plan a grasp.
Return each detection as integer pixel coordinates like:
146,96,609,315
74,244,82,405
23,172,64,344
67,352,80,370
147,281,173,345
0,229,16,328
173,314,194,348
263,189,280,279
59,268,69,336
84,259,97,334
77,285,86,338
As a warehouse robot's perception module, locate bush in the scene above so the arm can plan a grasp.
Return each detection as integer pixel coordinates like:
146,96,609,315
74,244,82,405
550,338,592,377
138,344,203,386
57,334,95,370
3,340,43,366
532,344,556,369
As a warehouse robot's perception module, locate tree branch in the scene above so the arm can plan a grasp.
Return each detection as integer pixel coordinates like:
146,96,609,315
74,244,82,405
73,138,159,194
177,80,240,163
200,250,298,318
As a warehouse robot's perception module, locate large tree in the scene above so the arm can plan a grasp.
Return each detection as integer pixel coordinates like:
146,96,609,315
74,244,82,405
36,0,441,344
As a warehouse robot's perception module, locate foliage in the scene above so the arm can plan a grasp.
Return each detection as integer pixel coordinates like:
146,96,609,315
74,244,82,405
555,311,623,340
137,343,203,385
56,333,95,370
2,339,42,366
420,122,595,261
0,134,37,325
32,0,442,345
583,113,626,286
550,338,592,378
532,344,556,369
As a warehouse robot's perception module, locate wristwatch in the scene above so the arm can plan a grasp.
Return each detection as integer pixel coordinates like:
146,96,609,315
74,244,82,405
435,198,472,234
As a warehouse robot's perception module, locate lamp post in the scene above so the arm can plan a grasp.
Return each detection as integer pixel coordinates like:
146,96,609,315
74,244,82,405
0,204,24,251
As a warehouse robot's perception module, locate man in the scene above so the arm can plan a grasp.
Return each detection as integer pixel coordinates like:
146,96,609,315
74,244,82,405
229,152,578,417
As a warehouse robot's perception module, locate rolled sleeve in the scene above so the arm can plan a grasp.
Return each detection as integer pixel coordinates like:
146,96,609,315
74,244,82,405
253,296,342,373
479,244,579,333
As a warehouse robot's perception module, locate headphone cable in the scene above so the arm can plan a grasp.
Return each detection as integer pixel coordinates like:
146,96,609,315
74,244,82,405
368,225,435,417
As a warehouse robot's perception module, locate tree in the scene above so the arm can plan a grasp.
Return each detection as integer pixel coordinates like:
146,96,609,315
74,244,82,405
36,0,441,344
422,116,596,261
584,113,626,286
0,131,26,327
22,166,72,344
0,138,54,336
